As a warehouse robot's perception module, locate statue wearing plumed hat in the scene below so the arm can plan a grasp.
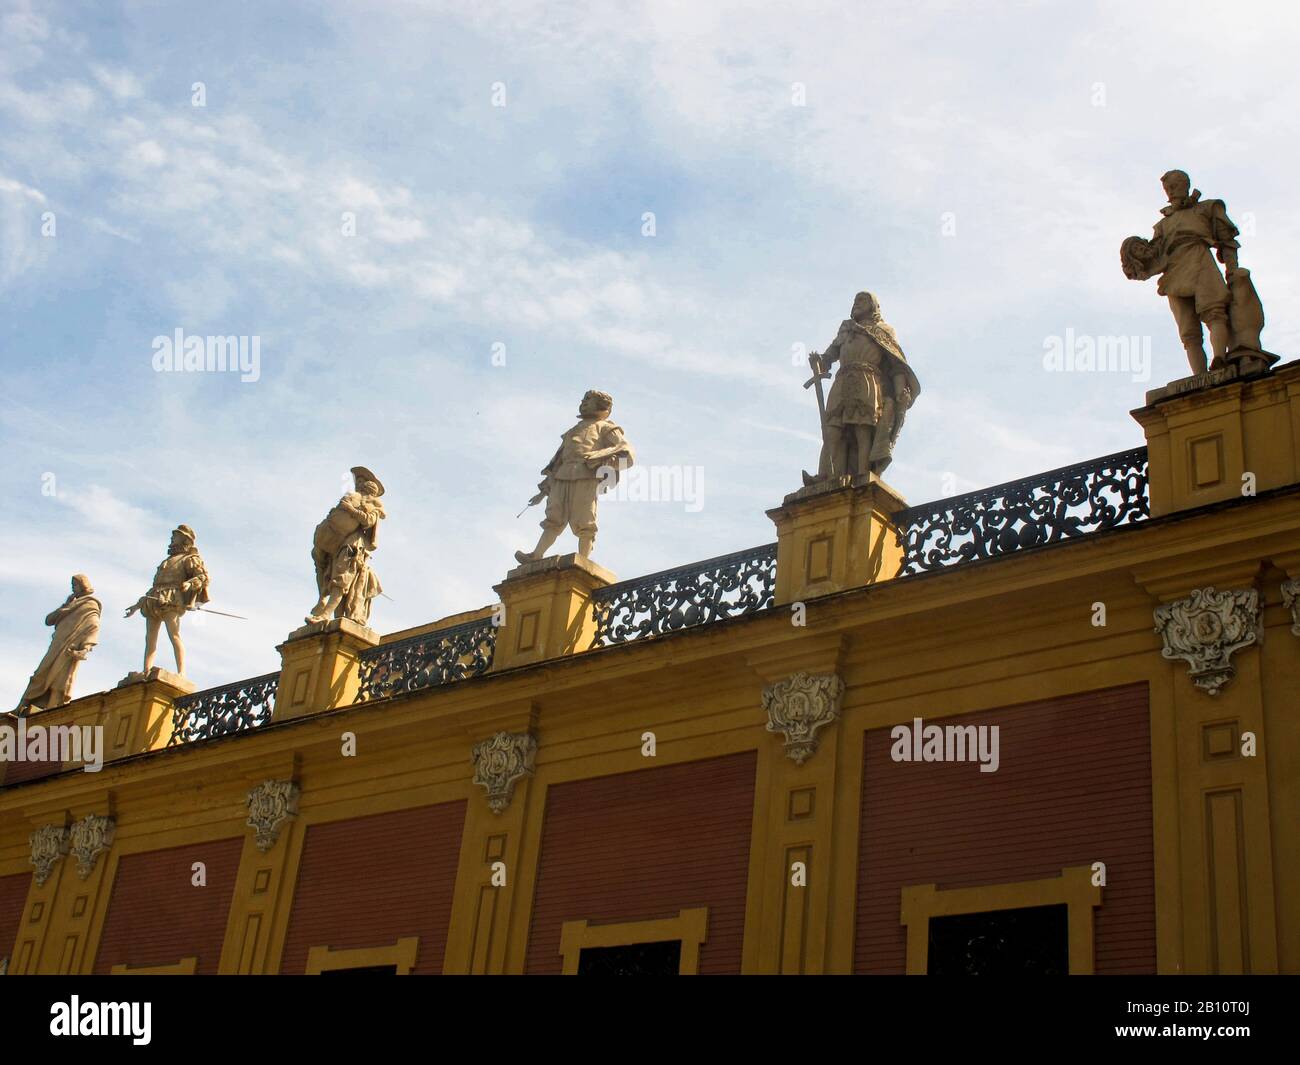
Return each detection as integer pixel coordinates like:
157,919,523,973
307,466,386,627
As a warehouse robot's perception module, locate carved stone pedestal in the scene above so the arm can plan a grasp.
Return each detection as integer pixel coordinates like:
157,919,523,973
766,474,908,605
110,668,196,752
490,553,614,671
1133,358,1300,517
275,617,379,720
116,667,195,694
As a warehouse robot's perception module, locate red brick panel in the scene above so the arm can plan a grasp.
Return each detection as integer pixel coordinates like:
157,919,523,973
279,801,467,975
855,683,1155,974
1,752,64,786
93,837,244,973
525,751,757,974
0,871,32,962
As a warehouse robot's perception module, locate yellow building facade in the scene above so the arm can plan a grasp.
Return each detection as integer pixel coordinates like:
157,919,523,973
2,362,1298,975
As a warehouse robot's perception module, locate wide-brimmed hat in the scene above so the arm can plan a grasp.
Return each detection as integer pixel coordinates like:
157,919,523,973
351,466,385,496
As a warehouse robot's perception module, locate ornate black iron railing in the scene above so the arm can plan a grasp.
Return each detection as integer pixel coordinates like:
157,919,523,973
591,543,778,646
169,672,279,745
354,615,498,702
895,446,1150,574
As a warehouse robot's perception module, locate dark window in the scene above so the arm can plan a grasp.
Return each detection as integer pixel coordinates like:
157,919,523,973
927,903,1069,975
577,940,682,975
318,964,399,975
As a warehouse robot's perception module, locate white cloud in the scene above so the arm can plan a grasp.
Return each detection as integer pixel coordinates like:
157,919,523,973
90,64,143,100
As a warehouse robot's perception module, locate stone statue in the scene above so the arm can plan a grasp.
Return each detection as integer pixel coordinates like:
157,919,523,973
307,466,385,626
515,390,635,564
14,575,101,714
802,291,920,484
124,525,210,676
1121,169,1277,377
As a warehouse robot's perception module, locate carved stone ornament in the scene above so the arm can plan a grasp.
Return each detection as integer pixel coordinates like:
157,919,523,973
1154,586,1262,695
69,814,115,879
29,825,69,886
1282,578,1300,636
762,671,846,765
247,779,301,852
472,731,537,814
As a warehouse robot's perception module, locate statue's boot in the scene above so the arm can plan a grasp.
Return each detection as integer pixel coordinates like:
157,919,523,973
306,592,339,625
515,528,560,565
1183,341,1209,376
803,440,836,486
1208,317,1232,369
577,534,595,558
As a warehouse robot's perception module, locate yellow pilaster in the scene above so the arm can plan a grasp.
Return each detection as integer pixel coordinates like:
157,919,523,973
444,700,538,973
21,800,118,975
1134,555,1278,973
743,633,846,973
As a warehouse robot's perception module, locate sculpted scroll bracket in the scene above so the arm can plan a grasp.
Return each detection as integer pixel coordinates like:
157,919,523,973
69,814,115,879
762,671,846,765
30,825,70,887
1281,578,1300,637
472,731,537,814
247,779,301,852
1154,586,1262,695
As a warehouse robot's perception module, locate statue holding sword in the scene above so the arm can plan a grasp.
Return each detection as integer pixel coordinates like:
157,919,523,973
515,389,635,564
124,524,212,676
801,291,920,484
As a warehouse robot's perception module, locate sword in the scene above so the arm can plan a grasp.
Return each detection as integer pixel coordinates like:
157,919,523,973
801,351,835,484
130,595,249,621
515,489,547,518
803,351,830,424
194,605,249,620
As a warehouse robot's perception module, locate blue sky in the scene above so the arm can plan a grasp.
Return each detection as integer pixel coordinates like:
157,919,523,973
3,0,1298,697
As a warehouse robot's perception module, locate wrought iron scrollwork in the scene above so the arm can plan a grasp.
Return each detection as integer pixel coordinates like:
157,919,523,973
354,616,497,703
170,672,279,745
591,543,777,646
895,447,1149,574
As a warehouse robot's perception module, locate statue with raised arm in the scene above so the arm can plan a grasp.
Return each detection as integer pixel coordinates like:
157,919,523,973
14,575,100,714
124,525,209,676
802,291,920,484
1121,169,1277,377
515,389,635,564
307,466,386,626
